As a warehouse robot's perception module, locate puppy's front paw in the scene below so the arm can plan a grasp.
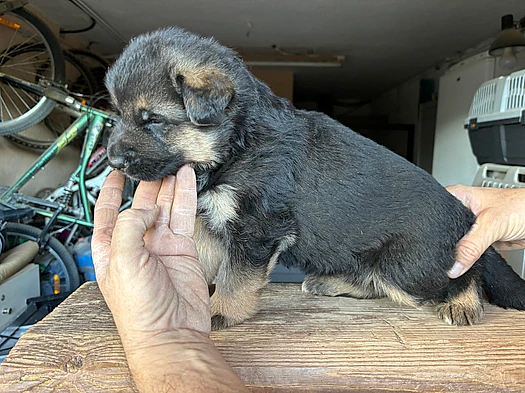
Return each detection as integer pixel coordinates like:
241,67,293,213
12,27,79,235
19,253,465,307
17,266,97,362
211,314,232,330
210,292,259,330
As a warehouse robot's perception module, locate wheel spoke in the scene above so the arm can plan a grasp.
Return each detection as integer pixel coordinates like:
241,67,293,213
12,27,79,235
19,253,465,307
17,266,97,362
0,29,20,65
7,82,31,111
0,10,63,131
8,67,44,80
3,83,23,116
3,33,39,58
2,58,50,68
0,83,15,120
19,86,38,104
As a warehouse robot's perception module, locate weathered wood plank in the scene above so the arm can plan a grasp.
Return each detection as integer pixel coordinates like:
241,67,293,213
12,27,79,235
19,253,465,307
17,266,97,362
1,283,525,392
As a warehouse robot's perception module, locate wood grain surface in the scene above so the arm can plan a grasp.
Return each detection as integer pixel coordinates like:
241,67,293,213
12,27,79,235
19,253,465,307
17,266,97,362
1,282,525,392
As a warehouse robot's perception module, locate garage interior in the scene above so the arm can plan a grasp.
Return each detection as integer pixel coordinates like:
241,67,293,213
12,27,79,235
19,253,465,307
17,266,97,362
1,0,525,391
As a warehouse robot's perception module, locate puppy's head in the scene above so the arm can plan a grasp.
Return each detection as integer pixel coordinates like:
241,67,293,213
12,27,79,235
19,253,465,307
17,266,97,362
105,27,243,181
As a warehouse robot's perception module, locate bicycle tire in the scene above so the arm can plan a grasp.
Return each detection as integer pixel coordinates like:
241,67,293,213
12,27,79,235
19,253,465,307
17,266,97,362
5,48,97,150
69,49,111,94
2,222,80,294
0,7,65,135
69,48,111,69
63,50,98,97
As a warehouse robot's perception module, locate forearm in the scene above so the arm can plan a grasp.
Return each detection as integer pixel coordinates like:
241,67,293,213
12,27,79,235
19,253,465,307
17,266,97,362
122,329,248,393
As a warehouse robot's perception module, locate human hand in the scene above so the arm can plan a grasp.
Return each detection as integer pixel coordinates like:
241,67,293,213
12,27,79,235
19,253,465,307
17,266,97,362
92,166,248,392
92,165,210,347
446,185,525,278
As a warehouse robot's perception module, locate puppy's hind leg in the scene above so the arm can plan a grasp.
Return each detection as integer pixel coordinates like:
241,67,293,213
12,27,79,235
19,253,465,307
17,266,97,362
302,274,382,299
436,272,484,326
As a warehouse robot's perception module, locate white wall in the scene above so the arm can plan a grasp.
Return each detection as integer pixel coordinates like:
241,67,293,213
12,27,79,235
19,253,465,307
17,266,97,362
432,55,495,186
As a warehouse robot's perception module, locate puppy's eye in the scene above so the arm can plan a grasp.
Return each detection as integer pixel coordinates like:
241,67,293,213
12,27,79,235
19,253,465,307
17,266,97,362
147,117,164,125
141,110,164,125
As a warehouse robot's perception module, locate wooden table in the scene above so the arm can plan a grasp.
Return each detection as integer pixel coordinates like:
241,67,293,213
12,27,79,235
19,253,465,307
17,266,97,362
1,283,525,392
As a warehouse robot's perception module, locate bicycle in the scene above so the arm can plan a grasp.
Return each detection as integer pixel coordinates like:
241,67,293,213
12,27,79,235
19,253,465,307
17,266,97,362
0,202,79,296
0,72,132,233
0,72,134,293
3,43,100,150
0,0,66,134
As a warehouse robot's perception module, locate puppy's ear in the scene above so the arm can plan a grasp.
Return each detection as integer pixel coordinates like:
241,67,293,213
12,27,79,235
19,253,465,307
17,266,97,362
172,70,234,126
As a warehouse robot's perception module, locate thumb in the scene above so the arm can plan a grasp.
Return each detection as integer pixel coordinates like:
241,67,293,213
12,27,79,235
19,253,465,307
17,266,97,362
448,212,496,278
111,206,160,259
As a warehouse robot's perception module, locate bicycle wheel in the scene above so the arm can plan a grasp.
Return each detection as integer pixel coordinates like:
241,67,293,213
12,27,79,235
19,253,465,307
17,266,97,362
1,223,80,295
5,48,97,150
69,48,110,93
0,8,66,135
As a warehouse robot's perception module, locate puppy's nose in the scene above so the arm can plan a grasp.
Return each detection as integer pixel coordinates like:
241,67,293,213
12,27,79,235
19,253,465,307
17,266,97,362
108,155,127,170
107,150,137,170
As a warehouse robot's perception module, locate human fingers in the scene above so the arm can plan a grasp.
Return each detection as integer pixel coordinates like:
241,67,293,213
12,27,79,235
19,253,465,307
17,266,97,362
445,184,483,215
131,179,162,210
448,212,500,278
156,176,177,226
170,165,197,236
92,170,126,280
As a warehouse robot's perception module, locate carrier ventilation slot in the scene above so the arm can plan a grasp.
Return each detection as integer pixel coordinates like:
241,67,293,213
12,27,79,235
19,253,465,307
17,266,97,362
470,82,496,116
505,74,525,111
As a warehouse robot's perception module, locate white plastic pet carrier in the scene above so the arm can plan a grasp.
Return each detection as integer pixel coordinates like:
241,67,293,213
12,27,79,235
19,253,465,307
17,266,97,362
466,69,525,278
465,68,525,166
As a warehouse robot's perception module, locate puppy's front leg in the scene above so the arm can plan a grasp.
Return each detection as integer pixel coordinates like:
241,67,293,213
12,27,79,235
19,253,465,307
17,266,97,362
210,256,274,330
210,236,291,329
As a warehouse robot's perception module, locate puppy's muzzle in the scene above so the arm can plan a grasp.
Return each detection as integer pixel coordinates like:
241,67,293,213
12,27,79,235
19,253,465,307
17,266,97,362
107,146,139,171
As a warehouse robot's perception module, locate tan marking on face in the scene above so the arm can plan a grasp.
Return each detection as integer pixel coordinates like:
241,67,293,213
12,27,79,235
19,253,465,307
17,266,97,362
436,280,483,325
134,95,150,111
198,184,238,231
169,125,219,164
193,216,227,283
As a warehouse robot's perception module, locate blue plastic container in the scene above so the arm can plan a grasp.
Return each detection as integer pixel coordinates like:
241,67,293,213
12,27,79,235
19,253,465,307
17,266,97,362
73,236,96,281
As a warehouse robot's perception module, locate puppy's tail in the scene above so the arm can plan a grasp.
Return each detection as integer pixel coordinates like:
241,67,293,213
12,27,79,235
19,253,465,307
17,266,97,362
480,247,525,310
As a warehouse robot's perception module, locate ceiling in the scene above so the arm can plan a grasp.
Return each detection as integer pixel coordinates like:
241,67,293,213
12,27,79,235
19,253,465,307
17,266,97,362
31,0,525,102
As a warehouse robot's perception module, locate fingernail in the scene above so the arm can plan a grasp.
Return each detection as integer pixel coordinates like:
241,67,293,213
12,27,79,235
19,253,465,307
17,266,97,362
144,204,158,211
447,262,466,278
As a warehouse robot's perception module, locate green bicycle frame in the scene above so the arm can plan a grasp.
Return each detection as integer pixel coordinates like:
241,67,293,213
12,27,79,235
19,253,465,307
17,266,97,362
0,107,110,226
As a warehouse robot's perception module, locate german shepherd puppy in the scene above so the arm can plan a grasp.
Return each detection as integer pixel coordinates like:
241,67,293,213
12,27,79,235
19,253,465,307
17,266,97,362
105,27,525,329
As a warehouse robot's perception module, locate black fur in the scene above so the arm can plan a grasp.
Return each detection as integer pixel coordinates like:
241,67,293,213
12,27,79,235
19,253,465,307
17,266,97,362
105,27,525,328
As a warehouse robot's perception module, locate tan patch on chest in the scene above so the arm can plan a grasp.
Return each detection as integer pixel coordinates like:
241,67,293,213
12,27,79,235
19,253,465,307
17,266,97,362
198,184,239,231
193,216,228,283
